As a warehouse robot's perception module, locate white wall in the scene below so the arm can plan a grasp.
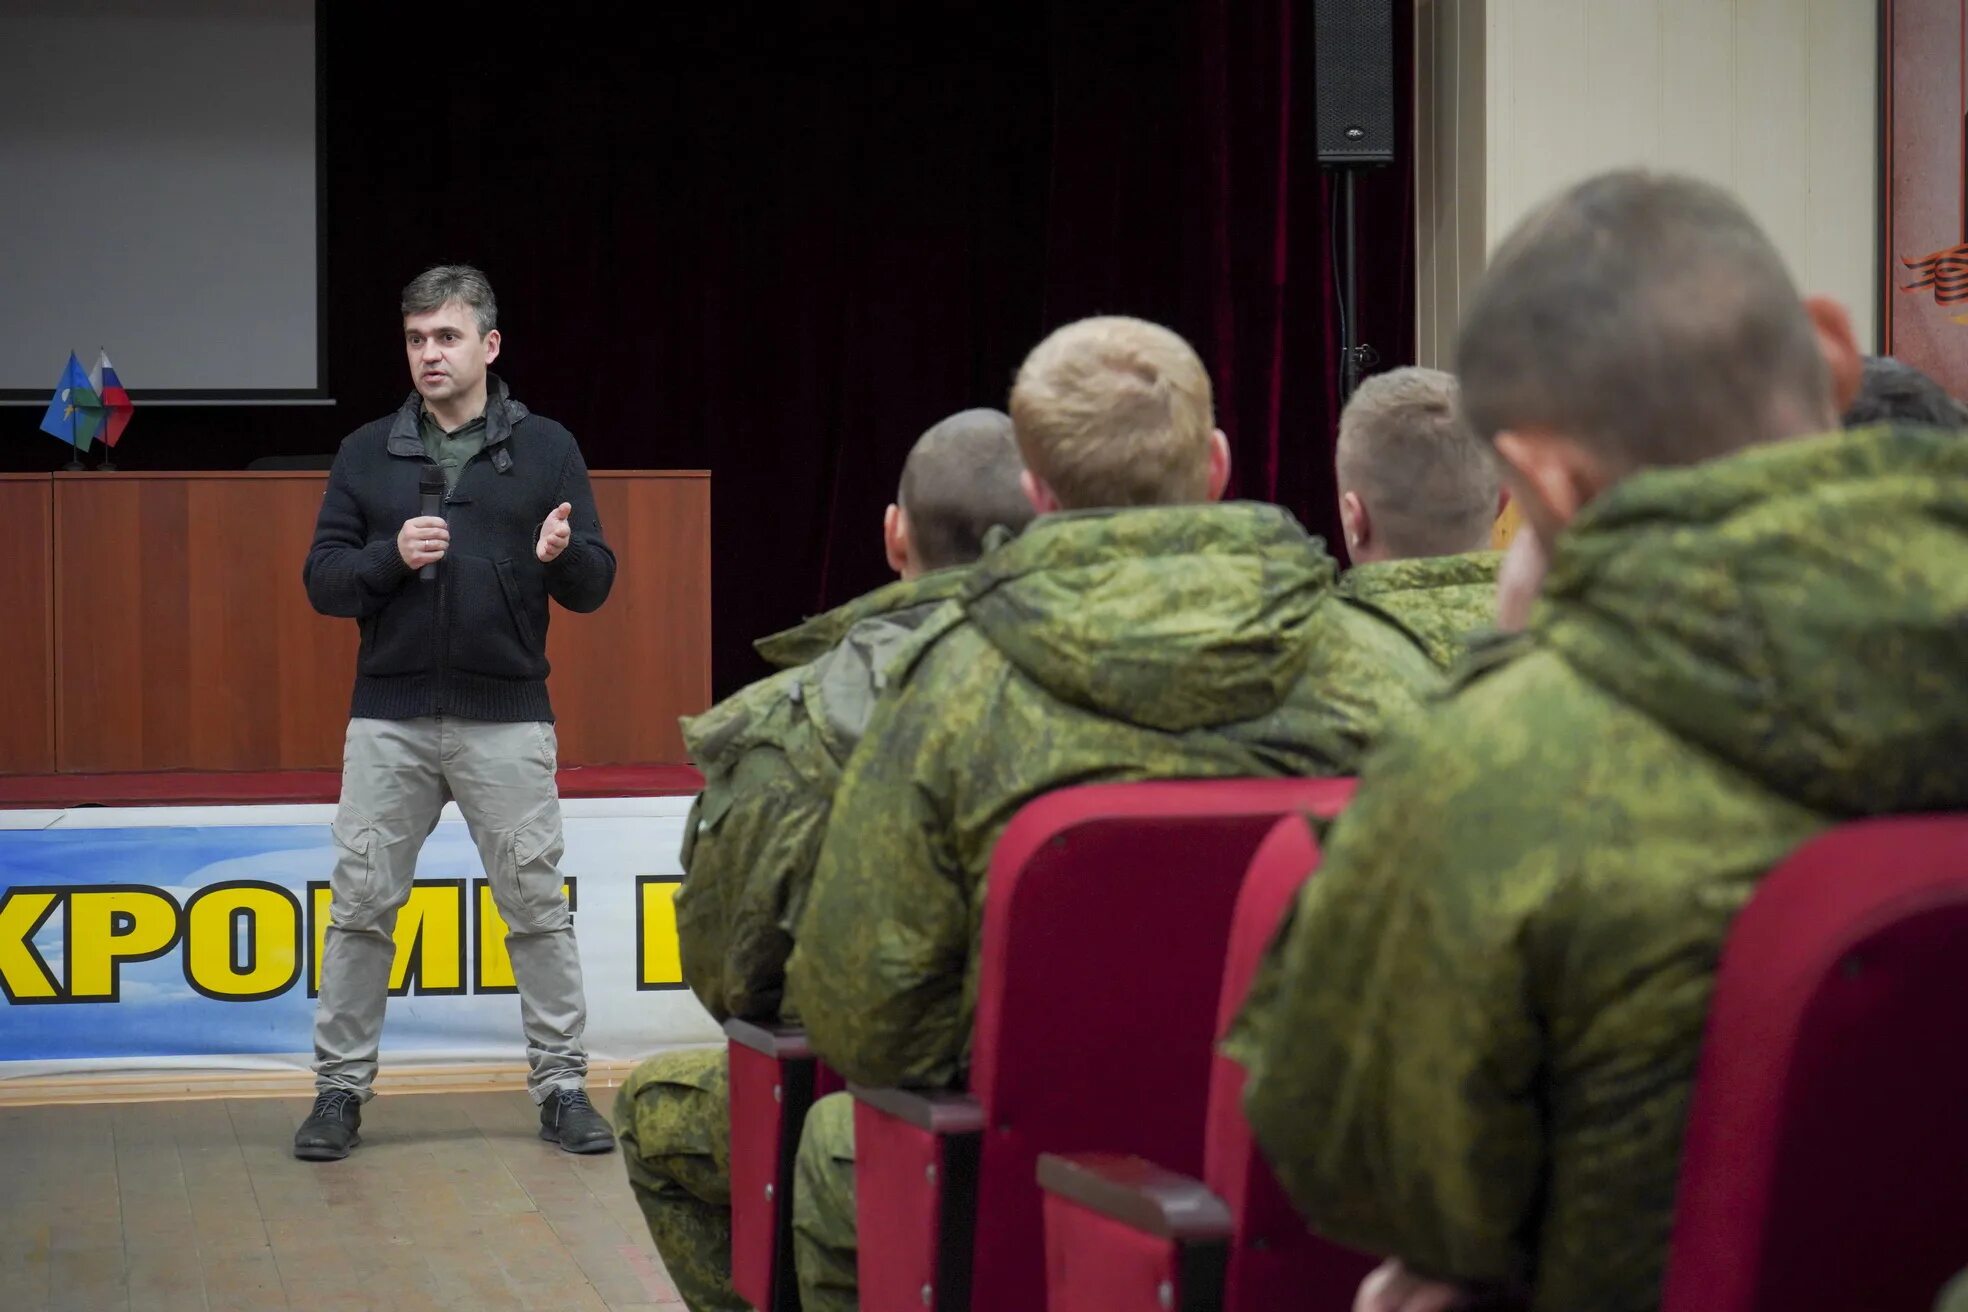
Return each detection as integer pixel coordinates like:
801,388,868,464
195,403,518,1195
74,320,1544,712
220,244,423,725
1419,0,1879,362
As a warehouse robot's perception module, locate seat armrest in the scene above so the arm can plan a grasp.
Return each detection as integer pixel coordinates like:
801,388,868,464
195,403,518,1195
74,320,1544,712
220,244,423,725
849,1083,986,1135
725,1017,813,1060
727,1021,821,1312
1037,1152,1232,1240
852,1086,984,1311
1040,1153,1232,1312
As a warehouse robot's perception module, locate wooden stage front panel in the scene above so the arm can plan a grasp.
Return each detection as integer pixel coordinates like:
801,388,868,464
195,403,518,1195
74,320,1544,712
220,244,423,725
1,470,708,776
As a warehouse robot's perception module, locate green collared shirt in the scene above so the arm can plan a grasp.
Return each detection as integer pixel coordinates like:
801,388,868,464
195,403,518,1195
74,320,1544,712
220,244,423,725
420,407,487,490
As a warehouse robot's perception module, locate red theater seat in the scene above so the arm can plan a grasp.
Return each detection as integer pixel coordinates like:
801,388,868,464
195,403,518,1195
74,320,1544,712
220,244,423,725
1662,814,1968,1312
726,1021,845,1312
1038,813,1375,1312
848,777,1356,1312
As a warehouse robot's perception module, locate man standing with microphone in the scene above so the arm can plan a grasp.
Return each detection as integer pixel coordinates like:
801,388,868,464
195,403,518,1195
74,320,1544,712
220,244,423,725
295,264,617,1160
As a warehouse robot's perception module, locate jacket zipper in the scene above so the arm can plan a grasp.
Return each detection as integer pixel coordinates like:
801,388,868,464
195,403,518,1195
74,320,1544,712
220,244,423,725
430,457,449,714
434,443,500,711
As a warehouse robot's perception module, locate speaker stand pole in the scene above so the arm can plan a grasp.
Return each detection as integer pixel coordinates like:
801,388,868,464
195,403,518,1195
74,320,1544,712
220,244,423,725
1340,167,1362,403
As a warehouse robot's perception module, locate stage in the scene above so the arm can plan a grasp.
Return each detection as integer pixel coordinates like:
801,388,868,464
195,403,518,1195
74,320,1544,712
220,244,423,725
0,466,716,1103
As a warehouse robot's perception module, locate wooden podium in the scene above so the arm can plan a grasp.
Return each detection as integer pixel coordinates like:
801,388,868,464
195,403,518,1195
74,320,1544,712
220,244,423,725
0,470,710,777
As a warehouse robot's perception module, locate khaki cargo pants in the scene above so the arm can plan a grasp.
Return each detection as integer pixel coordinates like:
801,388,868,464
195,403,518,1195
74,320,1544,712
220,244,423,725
616,1047,859,1312
312,715,589,1102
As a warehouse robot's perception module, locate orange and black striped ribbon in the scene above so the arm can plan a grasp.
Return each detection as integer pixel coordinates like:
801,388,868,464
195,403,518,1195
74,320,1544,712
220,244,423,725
1901,242,1968,306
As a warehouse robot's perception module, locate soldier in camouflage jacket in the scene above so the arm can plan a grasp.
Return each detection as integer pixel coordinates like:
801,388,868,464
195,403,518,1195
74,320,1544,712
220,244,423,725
615,410,1032,1312
782,318,1444,1308
1333,366,1505,668
1233,172,1968,1312
671,566,980,1026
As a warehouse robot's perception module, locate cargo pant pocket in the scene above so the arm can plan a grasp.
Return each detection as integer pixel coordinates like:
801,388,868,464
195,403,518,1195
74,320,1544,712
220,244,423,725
328,803,377,916
499,800,568,930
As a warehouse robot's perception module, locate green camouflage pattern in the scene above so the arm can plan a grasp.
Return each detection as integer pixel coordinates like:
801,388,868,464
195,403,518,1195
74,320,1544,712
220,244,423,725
614,1047,744,1312
786,501,1443,1089
752,572,966,670
1340,549,1501,668
791,1092,859,1312
1233,425,1968,1312
624,574,971,1308
674,568,973,1022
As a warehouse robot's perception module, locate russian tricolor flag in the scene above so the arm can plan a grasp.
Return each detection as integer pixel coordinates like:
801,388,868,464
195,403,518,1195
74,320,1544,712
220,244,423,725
91,349,134,447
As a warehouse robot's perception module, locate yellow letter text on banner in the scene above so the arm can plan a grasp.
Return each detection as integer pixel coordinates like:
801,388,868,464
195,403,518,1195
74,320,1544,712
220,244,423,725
0,890,63,1002
386,882,466,993
68,887,183,1001
309,880,467,996
185,882,303,1001
637,876,685,990
474,879,574,993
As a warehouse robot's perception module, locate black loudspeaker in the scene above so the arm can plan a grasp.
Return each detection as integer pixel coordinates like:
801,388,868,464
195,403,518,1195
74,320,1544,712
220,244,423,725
1314,0,1395,166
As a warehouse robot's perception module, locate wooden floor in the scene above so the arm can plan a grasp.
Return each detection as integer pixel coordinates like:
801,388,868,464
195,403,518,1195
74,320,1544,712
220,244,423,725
0,1091,684,1311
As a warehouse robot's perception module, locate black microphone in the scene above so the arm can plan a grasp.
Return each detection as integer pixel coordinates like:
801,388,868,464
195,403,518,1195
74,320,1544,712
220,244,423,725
418,466,445,581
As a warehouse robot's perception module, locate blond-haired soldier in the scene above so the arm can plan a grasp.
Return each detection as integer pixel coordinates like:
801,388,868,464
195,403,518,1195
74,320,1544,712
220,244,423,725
780,315,1442,1310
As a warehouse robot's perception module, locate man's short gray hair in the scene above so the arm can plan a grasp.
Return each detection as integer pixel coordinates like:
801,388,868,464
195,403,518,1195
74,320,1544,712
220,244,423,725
1455,170,1829,471
898,409,1035,572
1337,366,1497,557
402,264,497,336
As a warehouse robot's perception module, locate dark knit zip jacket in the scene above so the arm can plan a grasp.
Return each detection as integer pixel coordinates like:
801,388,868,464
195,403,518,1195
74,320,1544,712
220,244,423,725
303,376,615,723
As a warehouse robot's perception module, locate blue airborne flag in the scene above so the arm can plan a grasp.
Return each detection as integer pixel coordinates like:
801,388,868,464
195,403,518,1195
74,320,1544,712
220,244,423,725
38,352,104,452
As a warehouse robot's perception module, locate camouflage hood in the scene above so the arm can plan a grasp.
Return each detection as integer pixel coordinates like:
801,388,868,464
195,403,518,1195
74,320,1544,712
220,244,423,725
958,502,1338,733
689,567,972,768
675,565,975,1023
753,569,972,669
1540,424,1968,816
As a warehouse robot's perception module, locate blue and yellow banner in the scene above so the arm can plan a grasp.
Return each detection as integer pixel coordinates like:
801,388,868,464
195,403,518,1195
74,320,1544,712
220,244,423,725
0,800,715,1076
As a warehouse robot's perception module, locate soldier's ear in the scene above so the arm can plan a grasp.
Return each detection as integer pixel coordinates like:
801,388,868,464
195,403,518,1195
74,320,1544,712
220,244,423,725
1804,295,1860,419
1492,428,1605,541
1021,469,1062,516
1205,429,1232,502
1339,491,1370,556
883,504,914,580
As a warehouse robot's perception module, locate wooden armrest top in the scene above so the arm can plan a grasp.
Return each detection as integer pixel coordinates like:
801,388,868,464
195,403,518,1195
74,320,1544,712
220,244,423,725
1037,1152,1234,1241
847,1083,986,1135
724,1018,813,1060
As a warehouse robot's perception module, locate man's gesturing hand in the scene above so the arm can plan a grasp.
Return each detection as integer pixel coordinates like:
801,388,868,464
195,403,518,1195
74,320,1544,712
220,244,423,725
537,502,573,563
397,516,450,570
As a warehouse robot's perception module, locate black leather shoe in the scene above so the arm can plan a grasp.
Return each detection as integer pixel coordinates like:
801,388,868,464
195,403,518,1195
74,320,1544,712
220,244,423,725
294,1089,362,1161
539,1087,616,1154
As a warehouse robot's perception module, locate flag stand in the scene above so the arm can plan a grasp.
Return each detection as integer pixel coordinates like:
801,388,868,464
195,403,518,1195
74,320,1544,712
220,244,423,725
64,406,86,471
95,345,118,470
